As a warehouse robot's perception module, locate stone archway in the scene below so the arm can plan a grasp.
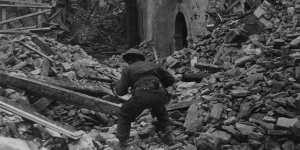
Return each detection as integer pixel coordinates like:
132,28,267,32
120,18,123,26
174,12,188,51
136,0,209,57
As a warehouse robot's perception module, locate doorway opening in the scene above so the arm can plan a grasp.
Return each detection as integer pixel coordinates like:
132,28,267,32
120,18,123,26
174,12,188,51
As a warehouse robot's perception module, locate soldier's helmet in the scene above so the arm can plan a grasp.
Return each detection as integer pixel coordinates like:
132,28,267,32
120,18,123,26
122,48,145,62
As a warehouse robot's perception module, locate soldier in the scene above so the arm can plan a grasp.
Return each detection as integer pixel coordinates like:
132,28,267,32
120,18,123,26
112,48,175,148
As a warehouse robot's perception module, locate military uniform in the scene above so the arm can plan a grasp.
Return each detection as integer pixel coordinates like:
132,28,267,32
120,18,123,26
114,49,175,145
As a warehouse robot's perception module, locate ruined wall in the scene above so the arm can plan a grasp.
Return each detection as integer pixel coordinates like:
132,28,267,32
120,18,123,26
63,0,127,59
137,0,209,57
0,0,52,29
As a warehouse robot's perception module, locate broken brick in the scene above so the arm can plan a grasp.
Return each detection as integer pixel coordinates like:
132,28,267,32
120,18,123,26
231,89,250,97
210,103,224,120
235,56,255,67
235,123,257,136
184,104,206,132
211,130,232,143
276,118,298,128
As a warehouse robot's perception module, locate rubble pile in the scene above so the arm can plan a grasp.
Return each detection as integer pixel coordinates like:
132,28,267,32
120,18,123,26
0,34,123,149
88,1,300,149
67,0,127,58
2,0,300,149
0,34,120,82
156,0,300,149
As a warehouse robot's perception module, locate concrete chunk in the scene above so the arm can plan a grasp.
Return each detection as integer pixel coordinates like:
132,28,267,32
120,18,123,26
235,123,256,136
210,103,224,120
211,130,232,142
184,103,206,132
231,89,250,97
235,56,255,67
0,136,32,150
276,117,298,128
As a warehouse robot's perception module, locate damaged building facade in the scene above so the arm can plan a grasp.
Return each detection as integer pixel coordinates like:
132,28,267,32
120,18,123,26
126,0,211,56
2,0,300,149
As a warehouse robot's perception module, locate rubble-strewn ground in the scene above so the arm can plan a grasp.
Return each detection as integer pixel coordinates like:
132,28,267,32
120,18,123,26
2,0,300,150
0,34,122,149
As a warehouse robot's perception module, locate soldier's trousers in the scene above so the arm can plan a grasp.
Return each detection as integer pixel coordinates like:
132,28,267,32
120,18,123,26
116,89,170,143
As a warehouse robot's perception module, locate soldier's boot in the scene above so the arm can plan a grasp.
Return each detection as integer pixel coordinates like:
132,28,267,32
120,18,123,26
153,121,175,146
138,124,156,139
156,129,175,146
112,140,129,150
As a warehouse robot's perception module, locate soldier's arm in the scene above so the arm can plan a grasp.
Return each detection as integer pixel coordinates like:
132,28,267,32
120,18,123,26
156,67,175,88
115,68,130,96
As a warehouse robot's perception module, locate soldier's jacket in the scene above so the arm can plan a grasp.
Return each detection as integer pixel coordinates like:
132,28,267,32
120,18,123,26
115,61,175,96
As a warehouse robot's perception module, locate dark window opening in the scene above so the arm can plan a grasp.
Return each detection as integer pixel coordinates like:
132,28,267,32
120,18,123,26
174,12,187,51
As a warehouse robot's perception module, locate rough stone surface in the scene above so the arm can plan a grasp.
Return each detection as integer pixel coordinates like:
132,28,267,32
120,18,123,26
137,0,209,56
276,118,298,128
0,136,32,150
184,103,205,132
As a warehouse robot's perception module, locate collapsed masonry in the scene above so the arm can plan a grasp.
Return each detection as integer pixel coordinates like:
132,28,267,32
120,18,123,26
3,0,300,150
0,0,127,60
127,0,264,57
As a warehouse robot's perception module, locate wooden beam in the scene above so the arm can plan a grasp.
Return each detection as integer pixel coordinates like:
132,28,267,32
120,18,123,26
32,75,114,96
25,26,53,32
1,7,7,29
48,8,63,21
31,35,55,55
0,0,49,6
0,72,121,115
16,41,55,63
5,25,37,31
167,100,197,111
0,96,84,139
36,0,43,27
0,9,50,25
226,0,241,12
0,4,51,8
0,28,53,34
0,30,31,34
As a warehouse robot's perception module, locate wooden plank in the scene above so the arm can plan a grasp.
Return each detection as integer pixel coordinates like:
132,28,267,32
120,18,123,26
31,36,54,55
79,76,114,83
226,0,241,12
16,41,55,63
195,62,224,73
0,72,121,115
32,75,114,96
25,26,53,32
32,97,54,112
167,100,197,111
48,8,63,21
36,0,43,27
0,0,49,6
7,25,37,31
0,30,31,34
152,47,159,63
0,9,50,25
1,7,6,29
0,96,84,139
0,27,55,34
0,4,51,8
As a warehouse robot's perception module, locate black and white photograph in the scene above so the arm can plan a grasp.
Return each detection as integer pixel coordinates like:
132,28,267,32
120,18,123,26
0,0,298,150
